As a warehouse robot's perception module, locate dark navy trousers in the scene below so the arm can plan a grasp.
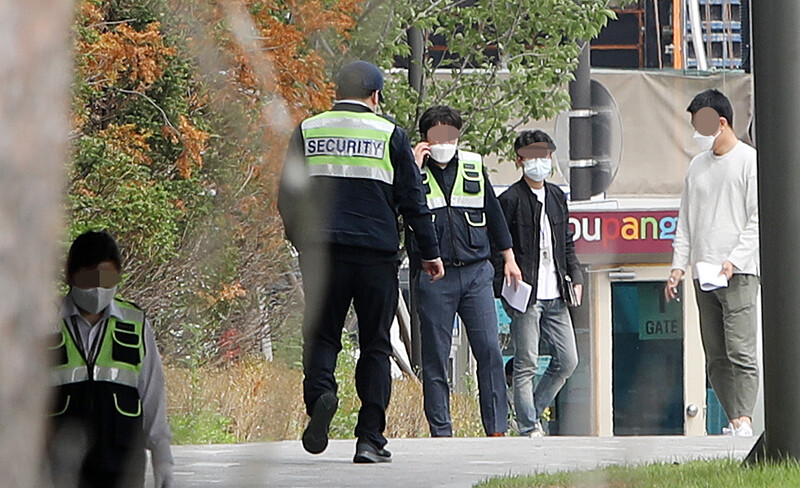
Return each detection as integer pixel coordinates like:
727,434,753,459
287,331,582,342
415,260,508,436
299,250,397,449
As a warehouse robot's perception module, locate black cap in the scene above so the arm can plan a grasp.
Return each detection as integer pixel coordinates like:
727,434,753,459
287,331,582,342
336,61,385,103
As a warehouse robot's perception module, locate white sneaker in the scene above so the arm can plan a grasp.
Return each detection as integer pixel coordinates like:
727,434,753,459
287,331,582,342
735,422,754,437
527,421,545,438
722,423,735,436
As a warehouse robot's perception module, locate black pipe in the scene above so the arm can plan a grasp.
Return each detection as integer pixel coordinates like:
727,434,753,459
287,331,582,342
569,42,594,201
407,26,425,374
741,0,751,73
408,27,425,95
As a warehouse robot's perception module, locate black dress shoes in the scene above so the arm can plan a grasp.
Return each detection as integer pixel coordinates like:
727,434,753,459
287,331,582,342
353,439,392,463
353,439,392,464
302,392,338,454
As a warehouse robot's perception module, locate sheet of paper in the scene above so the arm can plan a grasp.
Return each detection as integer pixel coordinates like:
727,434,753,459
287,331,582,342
695,261,729,291
501,279,532,313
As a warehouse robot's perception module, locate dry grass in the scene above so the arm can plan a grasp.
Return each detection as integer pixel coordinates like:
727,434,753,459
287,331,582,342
165,358,307,442
387,379,484,438
385,379,429,438
165,357,486,444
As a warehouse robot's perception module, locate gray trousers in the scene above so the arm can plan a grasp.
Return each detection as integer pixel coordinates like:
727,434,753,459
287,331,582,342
694,274,760,420
416,260,508,436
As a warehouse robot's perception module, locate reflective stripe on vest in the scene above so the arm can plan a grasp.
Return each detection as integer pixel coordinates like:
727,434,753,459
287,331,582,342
52,299,145,388
423,150,485,209
51,365,139,389
421,169,447,210
301,111,395,185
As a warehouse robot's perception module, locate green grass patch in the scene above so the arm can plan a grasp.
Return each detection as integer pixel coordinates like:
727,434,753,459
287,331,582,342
170,409,238,444
475,459,800,488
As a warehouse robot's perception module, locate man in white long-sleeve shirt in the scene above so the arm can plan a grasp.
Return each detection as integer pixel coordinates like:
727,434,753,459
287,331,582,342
49,231,173,488
665,89,760,437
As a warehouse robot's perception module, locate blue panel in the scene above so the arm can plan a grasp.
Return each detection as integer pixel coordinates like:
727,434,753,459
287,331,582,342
706,388,728,434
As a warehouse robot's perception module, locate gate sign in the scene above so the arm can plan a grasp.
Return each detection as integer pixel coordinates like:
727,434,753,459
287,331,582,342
569,210,679,263
636,282,683,341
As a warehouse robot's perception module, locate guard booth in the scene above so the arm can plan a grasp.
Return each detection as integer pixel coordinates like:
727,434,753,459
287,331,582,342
547,199,763,436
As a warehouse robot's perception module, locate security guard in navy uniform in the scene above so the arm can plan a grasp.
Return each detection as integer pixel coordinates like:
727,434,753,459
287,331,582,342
49,231,173,488
278,61,444,463
407,105,522,437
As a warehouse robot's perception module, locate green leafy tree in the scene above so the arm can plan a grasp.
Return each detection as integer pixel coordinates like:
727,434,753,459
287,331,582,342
342,0,617,159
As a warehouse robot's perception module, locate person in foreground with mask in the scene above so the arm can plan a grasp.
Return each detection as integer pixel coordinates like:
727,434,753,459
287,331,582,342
49,231,173,488
493,130,583,437
665,89,760,437
407,105,521,437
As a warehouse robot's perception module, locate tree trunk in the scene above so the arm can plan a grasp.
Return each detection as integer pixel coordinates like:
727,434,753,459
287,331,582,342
0,1,72,486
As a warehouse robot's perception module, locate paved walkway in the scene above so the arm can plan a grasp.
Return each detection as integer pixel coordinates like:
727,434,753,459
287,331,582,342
160,436,757,487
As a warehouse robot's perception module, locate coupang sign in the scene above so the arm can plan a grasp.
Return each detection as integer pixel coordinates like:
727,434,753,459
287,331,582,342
569,210,679,263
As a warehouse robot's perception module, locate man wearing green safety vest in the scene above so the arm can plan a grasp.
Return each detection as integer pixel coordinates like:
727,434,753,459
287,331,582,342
49,231,173,488
278,61,444,463
406,105,522,437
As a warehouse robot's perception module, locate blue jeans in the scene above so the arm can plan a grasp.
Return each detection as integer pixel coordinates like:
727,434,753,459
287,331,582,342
507,298,578,435
417,260,508,436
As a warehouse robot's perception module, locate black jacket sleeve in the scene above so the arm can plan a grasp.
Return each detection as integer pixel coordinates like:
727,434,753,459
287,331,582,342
490,186,518,296
391,127,440,261
561,191,584,285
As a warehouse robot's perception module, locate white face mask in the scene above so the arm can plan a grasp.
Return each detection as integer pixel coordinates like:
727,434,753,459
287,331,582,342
71,286,117,314
692,128,722,152
429,143,458,164
523,158,552,181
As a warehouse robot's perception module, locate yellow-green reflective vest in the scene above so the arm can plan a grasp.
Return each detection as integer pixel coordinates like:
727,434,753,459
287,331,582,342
301,110,395,185
421,150,485,210
52,299,145,395
51,300,145,417
50,298,147,480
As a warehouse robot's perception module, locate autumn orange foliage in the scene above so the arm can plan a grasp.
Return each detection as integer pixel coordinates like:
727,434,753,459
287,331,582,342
70,0,364,362
78,21,177,90
175,115,210,178
244,0,362,118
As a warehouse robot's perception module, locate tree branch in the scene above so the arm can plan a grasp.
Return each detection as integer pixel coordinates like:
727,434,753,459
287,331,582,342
114,88,178,134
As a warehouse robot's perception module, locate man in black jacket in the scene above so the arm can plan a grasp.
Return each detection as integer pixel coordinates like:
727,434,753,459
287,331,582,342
494,130,583,437
278,61,444,463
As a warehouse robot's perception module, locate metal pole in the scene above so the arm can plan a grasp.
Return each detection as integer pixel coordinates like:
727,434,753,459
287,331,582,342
673,0,683,69
654,0,664,69
741,0,751,73
408,27,425,95
406,27,425,374
687,0,709,70
409,267,422,375
752,0,800,461
569,42,593,201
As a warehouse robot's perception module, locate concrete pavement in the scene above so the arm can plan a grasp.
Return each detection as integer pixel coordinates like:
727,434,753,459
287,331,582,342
155,436,758,487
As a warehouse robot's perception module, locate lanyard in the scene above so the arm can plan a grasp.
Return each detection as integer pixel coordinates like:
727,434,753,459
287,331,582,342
69,316,108,366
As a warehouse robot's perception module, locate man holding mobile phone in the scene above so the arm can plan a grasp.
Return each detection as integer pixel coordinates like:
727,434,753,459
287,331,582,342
405,105,521,437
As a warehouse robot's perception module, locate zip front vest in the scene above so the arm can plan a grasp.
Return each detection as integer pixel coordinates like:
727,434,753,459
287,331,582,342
421,150,490,265
421,150,485,209
50,298,147,487
301,110,395,185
